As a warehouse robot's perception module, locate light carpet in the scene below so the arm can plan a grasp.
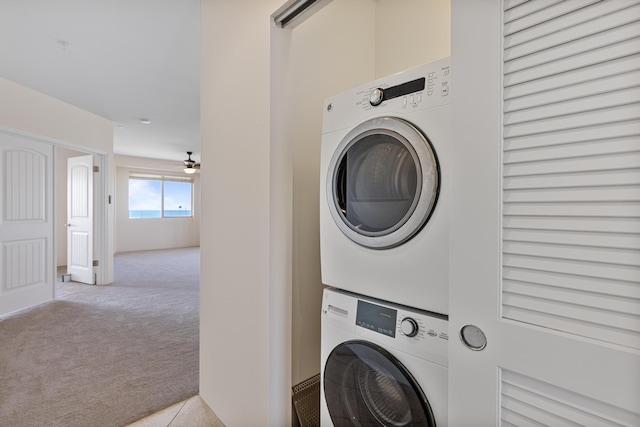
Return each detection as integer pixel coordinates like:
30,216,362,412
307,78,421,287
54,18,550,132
0,247,200,427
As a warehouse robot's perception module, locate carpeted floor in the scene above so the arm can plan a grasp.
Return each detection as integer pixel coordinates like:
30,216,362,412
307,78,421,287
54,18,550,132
0,247,200,427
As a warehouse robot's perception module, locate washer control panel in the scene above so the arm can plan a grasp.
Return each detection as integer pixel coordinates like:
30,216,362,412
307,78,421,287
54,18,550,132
354,298,448,342
322,288,449,366
356,299,397,337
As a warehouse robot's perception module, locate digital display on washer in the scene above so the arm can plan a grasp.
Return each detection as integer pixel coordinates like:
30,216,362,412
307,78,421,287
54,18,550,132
356,300,397,338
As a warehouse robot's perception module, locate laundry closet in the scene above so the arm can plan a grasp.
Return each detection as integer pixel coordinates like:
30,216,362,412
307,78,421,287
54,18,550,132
199,0,640,425
288,0,640,425
283,0,451,397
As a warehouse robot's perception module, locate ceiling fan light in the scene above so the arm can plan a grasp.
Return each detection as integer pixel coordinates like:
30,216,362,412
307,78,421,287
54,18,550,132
184,167,196,174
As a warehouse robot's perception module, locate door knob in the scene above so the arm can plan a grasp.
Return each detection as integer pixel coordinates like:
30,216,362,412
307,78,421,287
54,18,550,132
64,223,72,227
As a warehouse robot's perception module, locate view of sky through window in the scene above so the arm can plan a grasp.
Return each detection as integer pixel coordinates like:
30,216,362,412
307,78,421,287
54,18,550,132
164,181,192,216
129,178,192,218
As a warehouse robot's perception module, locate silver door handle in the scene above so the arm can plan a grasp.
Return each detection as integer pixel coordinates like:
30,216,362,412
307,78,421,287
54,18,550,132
460,324,487,351
64,223,72,227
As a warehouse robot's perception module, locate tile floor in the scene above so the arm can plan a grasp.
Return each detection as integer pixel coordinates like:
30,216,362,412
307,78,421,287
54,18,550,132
126,395,225,427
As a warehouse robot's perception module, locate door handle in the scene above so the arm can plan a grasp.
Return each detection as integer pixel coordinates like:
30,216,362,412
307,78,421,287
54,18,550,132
64,223,72,227
460,324,487,351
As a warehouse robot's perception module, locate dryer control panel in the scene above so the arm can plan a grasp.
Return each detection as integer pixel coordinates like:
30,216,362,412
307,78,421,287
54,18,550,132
367,77,426,106
357,62,450,112
322,57,451,135
356,68,449,113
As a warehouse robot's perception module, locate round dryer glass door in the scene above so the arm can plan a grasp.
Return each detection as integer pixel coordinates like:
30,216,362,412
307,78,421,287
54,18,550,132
328,116,440,249
324,340,435,427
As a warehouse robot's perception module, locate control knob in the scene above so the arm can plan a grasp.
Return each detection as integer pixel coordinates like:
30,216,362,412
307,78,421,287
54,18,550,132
369,88,384,106
400,317,419,337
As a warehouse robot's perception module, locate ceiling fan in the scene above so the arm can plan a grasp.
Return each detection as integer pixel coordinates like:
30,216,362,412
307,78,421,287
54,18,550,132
183,152,200,174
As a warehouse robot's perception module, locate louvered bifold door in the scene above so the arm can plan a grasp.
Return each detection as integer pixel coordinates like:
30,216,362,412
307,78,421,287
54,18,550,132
502,1,640,350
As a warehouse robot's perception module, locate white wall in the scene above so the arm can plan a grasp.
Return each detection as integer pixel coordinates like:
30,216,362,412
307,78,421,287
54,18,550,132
286,0,376,387
0,77,113,153
375,0,451,78
114,155,200,253
200,1,282,425
0,76,115,283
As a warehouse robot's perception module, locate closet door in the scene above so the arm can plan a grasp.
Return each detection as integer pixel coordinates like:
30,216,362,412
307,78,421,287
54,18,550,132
0,130,55,316
450,1,640,424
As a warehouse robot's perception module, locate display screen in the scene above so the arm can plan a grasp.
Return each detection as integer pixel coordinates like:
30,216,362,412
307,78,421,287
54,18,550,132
383,77,426,100
356,300,397,337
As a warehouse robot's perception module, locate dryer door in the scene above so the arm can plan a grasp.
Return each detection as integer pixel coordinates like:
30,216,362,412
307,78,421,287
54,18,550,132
324,340,436,427
327,116,439,249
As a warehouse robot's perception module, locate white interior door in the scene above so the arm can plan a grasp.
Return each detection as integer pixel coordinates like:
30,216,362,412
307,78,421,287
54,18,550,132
0,131,54,317
67,154,94,285
450,1,640,425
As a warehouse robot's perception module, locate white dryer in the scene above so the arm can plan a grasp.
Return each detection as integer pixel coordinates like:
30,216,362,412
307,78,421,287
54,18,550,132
321,288,448,426
320,58,451,314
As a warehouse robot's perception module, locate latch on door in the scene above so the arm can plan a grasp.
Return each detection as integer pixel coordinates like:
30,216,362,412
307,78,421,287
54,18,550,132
460,324,487,351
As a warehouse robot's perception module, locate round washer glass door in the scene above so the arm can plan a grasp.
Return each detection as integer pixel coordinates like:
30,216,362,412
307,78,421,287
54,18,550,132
327,116,440,249
324,340,435,427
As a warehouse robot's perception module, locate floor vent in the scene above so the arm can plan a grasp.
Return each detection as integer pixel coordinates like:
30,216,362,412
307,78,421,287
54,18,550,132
292,373,320,427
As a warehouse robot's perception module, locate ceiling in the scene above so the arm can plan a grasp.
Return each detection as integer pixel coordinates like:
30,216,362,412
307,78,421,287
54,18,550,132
0,0,201,164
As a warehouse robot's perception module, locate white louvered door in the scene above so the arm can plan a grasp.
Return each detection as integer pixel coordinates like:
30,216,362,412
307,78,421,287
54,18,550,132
0,131,55,317
450,1,640,425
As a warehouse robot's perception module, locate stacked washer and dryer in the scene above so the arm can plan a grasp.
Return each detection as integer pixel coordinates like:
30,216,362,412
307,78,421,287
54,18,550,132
319,57,452,426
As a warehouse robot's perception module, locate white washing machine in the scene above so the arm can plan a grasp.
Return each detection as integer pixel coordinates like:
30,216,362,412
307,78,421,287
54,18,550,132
319,58,451,314
320,288,448,426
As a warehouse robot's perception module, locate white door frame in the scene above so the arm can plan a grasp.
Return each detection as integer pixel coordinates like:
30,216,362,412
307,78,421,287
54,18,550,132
0,125,111,288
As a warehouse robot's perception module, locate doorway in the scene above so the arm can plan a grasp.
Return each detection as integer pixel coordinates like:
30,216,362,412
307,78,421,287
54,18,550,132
54,145,110,287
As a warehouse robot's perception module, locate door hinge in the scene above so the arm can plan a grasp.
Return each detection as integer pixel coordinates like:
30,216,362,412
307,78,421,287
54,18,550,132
93,165,99,173
93,259,99,267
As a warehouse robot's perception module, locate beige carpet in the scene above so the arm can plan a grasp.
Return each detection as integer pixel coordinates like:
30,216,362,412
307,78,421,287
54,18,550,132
0,247,200,427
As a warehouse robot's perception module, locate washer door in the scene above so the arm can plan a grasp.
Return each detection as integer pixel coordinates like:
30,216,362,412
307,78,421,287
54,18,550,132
327,117,440,249
324,340,436,427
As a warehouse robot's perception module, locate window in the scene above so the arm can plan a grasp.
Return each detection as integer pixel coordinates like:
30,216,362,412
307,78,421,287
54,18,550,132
129,175,193,218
